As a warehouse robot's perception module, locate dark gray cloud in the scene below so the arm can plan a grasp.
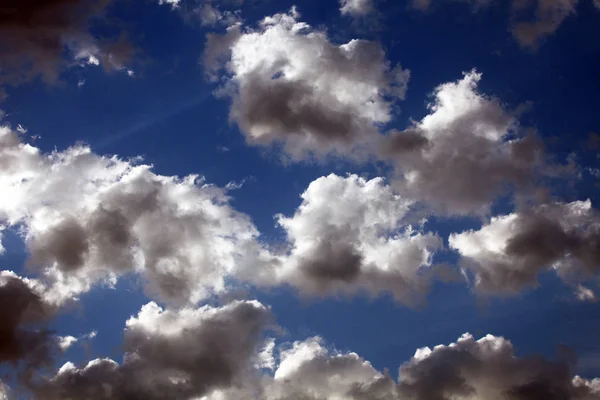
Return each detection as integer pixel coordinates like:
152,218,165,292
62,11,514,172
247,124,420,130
0,273,56,373
37,300,273,400
396,333,600,400
450,200,600,295
511,0,578,48
0,0,134,98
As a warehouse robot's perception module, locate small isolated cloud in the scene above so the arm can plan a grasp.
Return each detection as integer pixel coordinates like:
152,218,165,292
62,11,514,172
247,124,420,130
0,125,274,307
197,1,242,27
204,7,410,161
339,0,375,16
511,0,578,48
56,336,78,351
382,70,546,216
273,174,443,305
575,285,597,302
0,0,135,99
37,300,273,400
158,0,180,8
450,200,600,295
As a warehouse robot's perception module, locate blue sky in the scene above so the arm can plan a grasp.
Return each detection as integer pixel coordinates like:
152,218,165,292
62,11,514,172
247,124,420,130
1,0,600,399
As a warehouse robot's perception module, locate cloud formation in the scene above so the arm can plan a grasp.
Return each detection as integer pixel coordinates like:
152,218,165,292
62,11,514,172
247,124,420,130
273,174,444,305
450,200,600,295
0,125,273,306
204,7,410,160
382,70,545,215
0,0,134,98
339,0,375,16
511,0,578,48
201,333,600,400
37,300,273,400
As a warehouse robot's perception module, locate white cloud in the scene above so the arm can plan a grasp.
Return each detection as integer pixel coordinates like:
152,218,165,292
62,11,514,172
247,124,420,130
449,200,600,294
575,284,596,302
0,380,10,400
382,70,545,216
273,174,444,304
0,125,274,306
204,7,410,160
56,336,78,351
339,0,375,16
158,0,180,8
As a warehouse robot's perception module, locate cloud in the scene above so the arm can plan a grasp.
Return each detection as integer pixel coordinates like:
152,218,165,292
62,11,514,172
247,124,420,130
0,271,58,373
204,7,410,160
575,285,597,302
0,380,10,400
197,1,242,27
339,0,375,16
449,200,600,295
511,0,578,48
396,333,600,400
382,70,545,216
158,0,181,8
410,0,580,47
0,125,274,306
37,300,273,400
0,0,135,99
200,333,600,400
273,174,444,305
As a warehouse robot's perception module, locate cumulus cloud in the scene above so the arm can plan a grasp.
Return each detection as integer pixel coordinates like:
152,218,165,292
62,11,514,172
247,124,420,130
0,271,57,374
0,125,274,306
200,333,600,400
511,0,578,48
37,300,273,400
0,0,135,99
382,70,545,215
396,333,600,400
204,7,410,160
339,0,375,16
449,200,600,295
273,174,444,305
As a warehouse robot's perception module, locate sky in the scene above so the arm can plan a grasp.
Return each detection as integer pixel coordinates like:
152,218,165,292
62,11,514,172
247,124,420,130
1,0,600,399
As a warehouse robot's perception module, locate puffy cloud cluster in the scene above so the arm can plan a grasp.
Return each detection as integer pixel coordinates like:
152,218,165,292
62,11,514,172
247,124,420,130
0,125,273,306
199,333,600,400
273,174,444,305
37,300,273,400
204,7,410,160
0,0,134,98
382,70,544,215
339,0,375,17
450,200,600,294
